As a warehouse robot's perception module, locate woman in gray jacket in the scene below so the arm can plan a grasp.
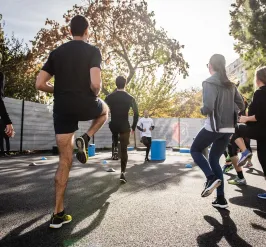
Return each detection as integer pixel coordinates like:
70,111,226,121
191,54,245,209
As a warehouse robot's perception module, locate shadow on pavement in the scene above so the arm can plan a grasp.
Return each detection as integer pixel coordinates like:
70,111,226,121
229,184,266,212
0,154,193,247
253,209,266,220
245,167,265,177
197,209,252,247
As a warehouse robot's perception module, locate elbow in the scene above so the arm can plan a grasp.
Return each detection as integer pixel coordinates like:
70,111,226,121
35,76,42,90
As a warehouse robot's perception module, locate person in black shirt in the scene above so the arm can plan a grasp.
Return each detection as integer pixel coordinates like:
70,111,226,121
231,67,266,199
105,76,139,183
223,94,252,185
0,53,14,156
36,15,108,228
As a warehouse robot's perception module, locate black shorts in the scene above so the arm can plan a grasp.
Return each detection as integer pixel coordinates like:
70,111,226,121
54,98,103,134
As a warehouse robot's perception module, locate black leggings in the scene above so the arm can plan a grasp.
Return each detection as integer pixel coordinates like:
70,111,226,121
142,137,152,158
233,123,266,176
112,132,130,173
0,129,10,153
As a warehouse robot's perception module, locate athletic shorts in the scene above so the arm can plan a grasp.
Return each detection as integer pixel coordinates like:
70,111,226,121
53,98,103,134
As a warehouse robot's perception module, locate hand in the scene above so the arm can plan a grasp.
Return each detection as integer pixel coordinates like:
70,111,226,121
239,116,249,123
143,128,146,132
131,129,135,135
149,127,152,131
5,124,14,137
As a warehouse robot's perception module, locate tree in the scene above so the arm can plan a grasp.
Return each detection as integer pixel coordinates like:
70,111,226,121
31,0,189,95
173,88,203,118
230,0,266,99
0,14,39,101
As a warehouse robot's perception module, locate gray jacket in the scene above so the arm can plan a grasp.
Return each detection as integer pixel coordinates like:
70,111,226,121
201,73,245,132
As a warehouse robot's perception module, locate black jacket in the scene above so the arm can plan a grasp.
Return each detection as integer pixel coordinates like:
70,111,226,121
0,72,12,125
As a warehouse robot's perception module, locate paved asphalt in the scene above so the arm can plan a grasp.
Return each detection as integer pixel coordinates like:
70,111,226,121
0,150,266,247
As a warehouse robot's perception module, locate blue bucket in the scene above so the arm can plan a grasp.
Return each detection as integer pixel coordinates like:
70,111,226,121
151,139,166,161
88,144,96,157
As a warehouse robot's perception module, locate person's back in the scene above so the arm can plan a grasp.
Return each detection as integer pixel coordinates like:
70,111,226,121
36,15,109,229
106,90,137,131
202,71,244,132
44,40,101,118
105,76,138,183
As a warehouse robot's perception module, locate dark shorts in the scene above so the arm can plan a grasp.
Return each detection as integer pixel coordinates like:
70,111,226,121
54,98,103,134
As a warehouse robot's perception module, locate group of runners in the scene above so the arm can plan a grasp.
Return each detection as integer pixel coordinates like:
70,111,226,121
1,15,265,229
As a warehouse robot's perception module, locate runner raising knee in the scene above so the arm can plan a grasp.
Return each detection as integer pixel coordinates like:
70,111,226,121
36,15,108,228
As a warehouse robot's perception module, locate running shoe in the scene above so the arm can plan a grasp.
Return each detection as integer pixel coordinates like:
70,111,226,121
120,173,127,183
201,177,222,197
222,164,234,174
228,176,247,185
257,193,266,200
75,134,89,164
49,212,72,229
238,150,252,166
212,197,228,209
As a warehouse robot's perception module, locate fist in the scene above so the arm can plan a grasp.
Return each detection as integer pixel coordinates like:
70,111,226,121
239,116,248,123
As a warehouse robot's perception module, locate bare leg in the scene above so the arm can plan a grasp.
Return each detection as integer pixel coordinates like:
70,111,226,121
54,133,74,214
87,101,109,137
235,137,247,152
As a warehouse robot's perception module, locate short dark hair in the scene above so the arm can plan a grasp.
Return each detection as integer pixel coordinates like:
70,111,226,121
116,76,127,89
70,15,89,36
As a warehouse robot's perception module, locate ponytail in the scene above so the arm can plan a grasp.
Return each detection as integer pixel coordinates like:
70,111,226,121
209,54,233,87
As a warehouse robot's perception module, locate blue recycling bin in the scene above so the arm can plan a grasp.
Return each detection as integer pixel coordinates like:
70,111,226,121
151,139,166,161
88,144,96,157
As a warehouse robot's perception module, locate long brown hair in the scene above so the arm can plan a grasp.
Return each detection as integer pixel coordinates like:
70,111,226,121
209,54,233,87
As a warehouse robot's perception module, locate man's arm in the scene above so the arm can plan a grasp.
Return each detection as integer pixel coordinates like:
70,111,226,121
90,68,102,96
131,98,139,131
37,51,54,93
0,98,12,125
150,119,155,130
90,48,102,97
36,70,54,93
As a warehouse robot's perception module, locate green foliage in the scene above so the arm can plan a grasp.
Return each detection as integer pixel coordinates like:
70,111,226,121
32,0,189,95
230,0,266,99
0,15,39,101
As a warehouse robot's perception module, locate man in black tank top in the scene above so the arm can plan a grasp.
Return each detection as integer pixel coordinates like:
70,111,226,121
105,76,139,183
36,15,109,229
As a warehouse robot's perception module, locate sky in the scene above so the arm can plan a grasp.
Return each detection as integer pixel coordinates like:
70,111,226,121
0,0,238,90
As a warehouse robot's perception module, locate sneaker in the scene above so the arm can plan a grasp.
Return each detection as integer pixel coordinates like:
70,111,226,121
49,212,72,229
212,197,228,209
120,173,127,183
75,134,89,164
238,150,252,167
201,177,222,197
145,157,150,162
258,193,266,200
228,176,247,185
222,164,234,174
